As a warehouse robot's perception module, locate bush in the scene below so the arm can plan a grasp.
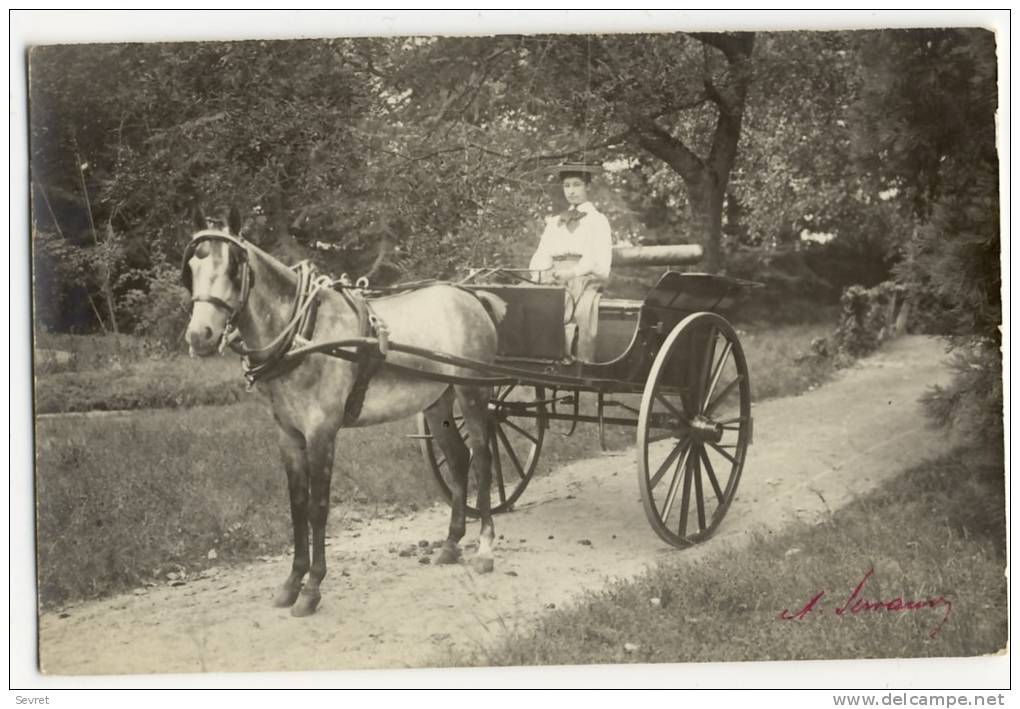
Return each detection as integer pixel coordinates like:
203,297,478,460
120,263,192,350
822,281,906,364
921,340,1003,451
725,247,835,301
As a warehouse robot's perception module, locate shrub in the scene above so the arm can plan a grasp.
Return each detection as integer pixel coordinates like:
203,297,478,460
120,263,192,350
921,340,1003,452
827,281,906,363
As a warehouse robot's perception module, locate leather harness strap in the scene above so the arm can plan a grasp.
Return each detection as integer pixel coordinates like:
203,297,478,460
182,231,391,412
338,290,388,427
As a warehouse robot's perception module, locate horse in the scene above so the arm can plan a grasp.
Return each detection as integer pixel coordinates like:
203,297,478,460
182,207,507,617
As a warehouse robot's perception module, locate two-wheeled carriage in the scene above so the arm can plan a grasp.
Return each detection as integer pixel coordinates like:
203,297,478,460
412,267,756,548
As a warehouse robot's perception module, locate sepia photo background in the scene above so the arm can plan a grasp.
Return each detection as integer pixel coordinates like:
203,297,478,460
11,9,1011,692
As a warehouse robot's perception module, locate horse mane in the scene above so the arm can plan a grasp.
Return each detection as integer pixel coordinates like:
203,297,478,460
247,238,302,292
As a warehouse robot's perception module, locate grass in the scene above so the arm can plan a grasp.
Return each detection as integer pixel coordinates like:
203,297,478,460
34,332,244,413
35,357,246,413
34,401,430,607
448,444,1006,666
34,317,844,607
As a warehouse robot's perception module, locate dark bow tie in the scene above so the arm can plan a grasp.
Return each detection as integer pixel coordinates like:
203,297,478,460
558,208,587,227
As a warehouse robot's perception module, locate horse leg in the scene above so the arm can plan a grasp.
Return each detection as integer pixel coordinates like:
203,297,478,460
424,390,470,564
273,425,309,608
457,385,496,574
291,428,337,617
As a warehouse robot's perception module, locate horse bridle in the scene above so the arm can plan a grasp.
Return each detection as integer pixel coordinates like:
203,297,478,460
181,230,255,326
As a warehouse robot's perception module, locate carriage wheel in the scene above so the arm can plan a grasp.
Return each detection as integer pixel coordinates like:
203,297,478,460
637,312,752,548
417,384,547,516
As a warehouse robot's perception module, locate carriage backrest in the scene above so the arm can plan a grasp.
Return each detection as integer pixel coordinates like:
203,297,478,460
643,272,750,313
462,284,566,360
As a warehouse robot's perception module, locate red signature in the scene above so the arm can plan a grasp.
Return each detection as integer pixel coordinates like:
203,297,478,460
779,568,952,638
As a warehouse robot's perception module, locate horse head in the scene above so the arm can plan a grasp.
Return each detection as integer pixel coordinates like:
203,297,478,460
183,206,253,356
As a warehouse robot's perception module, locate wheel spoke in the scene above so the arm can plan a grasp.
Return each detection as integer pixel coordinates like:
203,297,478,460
699,447,726,503
701,341,733,413
705,376,743,417
502,418,539,445
676,454,695,539
694,452,706,532
497,384,517,403
495,424,527,480
489,430,507,504
654,393,689,425
659,444,692,522
707,441,739,466
716,416,748,426
697,326,717,407
650,438,689,488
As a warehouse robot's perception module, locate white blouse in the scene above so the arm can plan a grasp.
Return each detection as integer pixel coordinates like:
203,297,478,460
528,201,613,282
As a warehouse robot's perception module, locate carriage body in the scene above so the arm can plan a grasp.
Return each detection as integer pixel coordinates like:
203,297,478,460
465,271,751,394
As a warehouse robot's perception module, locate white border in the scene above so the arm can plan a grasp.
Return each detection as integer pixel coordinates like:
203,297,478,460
8,9,1011,695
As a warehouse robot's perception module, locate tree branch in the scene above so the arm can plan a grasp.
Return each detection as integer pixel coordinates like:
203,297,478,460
705,34,755,178
626,116,705,184
509,129,634,172
688,32,755,62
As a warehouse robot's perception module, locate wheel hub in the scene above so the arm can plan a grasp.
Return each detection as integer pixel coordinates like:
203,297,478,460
687,415,723,444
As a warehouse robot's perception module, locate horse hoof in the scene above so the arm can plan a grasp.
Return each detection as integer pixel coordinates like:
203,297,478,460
272,586,301,608
436,547,461,565
290,589,321,617
472,557,495,574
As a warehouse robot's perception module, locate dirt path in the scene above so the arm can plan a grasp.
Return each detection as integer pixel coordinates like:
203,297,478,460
38,336,953,675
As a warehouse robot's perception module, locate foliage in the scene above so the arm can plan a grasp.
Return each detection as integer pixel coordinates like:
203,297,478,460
850,29,998,218
822,282,906,362
846,28,1001,443
734,31,859,248
119,262,192,348
29,29,999,349
893,170,1002,343
921,341,1003,451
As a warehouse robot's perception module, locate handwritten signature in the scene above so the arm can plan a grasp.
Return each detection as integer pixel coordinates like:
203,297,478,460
779,568,952,638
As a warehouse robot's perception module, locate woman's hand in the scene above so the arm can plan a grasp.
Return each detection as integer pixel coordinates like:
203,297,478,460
553,267,578,282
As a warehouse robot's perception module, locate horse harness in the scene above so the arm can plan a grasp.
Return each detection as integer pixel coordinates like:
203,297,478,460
182,230,389,426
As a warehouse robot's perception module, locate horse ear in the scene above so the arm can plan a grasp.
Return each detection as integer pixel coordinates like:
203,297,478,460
192,205,206,231
228,206,242,236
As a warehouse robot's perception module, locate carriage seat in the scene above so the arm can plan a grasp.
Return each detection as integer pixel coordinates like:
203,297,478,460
594,298,643,363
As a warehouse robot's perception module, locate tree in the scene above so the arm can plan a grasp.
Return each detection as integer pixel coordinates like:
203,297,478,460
848,28,1000,446
29,39,389,335
621,33,755,272
388,32,757,273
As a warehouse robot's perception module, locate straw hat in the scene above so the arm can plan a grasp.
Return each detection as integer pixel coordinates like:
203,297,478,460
546,161,604,177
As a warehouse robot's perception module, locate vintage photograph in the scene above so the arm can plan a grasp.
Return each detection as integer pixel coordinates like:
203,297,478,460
24,11,1006,682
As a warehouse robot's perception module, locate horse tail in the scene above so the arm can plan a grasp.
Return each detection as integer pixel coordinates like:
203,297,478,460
472,290,507,326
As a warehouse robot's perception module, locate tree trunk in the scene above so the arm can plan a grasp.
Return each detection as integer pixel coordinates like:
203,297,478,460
688,178,726,274
625,33,754,275
101,278,119,334
101,223,120,334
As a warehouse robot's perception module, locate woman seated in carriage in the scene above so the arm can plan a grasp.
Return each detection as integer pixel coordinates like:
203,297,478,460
528,161,613,362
